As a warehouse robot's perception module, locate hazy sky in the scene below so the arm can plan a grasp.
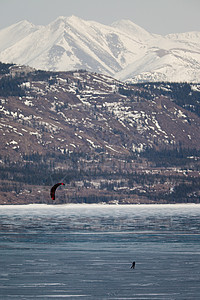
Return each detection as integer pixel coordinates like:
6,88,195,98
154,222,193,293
1,0,200,35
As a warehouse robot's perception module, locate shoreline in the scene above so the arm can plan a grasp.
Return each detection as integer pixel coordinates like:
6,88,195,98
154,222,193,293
0,202,199,208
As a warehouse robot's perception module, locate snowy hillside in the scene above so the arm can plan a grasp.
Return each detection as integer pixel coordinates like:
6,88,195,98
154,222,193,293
0,16,200,83
1,63,200,204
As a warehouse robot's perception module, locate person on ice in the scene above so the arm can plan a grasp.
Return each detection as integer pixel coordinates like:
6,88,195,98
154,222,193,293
131,261,135,269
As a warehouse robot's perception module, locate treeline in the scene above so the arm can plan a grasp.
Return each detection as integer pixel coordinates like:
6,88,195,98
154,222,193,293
141,147,200,167
130,82,200,117
0,182,23,193
118,85,154,101
28,69,57,82
1,156,199,203
0,160,80,186
0,76,25,96
1,146,199,186
0,62,13,75
0,61,58,97
165,179,200,203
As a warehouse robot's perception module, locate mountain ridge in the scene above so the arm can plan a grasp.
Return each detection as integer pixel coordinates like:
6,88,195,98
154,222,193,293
0,16,200,82
0,63,200,204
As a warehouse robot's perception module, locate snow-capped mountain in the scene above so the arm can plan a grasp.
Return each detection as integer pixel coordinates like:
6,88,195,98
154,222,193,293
1,16,200,83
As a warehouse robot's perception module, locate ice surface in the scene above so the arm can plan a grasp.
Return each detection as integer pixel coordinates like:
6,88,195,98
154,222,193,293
0,204,200,299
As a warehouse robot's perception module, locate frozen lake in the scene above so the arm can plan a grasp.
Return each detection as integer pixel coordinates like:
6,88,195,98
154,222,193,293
0,204,200,299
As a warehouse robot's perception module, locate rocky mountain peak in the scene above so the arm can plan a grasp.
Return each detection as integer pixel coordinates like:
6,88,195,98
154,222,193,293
0,16,200,82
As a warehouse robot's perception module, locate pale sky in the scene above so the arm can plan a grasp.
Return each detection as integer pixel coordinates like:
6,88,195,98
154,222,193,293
0,0,200,35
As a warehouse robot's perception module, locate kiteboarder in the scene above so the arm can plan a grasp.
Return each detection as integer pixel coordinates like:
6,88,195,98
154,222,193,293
131,261,135,269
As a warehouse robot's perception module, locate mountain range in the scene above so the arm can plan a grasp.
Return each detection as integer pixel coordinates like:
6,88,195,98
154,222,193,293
1,16,200,83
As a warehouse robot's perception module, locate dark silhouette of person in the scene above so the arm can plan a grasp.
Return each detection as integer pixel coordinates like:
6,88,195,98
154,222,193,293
131,261,135,269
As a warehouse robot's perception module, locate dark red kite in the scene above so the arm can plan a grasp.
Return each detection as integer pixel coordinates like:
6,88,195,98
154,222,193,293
50,183,65,200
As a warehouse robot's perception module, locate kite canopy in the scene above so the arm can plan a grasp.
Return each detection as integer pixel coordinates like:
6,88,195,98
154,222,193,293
50,183,65,200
